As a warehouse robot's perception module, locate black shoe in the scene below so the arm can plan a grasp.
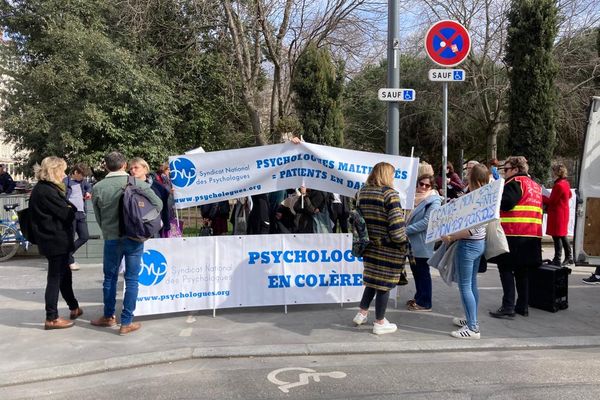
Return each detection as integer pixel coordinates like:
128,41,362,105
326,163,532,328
514,308,529,317
489,307,515,319
582,274,600,285
561,259,574,266
550,259,561,266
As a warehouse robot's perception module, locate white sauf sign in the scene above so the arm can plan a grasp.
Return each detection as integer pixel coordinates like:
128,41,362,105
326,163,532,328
377,88,415,102
425,178,504,243
428,69,465,82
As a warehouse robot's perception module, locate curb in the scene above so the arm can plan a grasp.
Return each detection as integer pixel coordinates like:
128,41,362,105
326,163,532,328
4,335,600,388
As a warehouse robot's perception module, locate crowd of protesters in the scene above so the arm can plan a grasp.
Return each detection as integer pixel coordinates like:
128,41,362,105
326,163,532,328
23,145,588,340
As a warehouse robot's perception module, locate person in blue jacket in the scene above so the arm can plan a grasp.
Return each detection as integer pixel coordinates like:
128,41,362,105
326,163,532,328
405,165,442,312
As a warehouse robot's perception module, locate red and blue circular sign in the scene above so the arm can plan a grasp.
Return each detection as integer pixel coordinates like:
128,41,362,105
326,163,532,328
425,20,471,67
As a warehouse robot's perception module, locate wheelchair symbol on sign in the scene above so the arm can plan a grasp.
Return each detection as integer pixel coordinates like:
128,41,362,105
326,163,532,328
403,90,413,101
453,71,463,80
267,367,347,393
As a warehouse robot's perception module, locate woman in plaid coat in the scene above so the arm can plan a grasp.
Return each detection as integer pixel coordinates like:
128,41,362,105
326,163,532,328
352,162,408,335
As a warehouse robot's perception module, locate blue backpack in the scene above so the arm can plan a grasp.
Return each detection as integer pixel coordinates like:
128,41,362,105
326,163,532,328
348,193,370,257
120,176,162,241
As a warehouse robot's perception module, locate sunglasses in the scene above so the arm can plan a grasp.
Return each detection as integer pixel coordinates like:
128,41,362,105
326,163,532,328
418,182,431,188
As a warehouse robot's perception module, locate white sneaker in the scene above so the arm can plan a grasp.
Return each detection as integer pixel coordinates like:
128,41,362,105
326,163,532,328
353,312,368,325
452,317,467,327
450,325,480,339
373,318,397,335
69,263,80,271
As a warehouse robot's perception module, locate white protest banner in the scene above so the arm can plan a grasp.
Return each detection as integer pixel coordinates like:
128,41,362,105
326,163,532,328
425,178,504,243
135,234,364,316
168,142,419,209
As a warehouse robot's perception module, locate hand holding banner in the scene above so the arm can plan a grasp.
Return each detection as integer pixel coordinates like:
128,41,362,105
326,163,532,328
425,178,504,243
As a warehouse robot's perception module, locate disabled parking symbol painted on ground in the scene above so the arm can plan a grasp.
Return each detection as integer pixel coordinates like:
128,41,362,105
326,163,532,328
267,367,347,393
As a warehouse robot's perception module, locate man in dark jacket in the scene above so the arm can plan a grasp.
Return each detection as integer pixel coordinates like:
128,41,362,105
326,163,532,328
0,164,16,194
64,163,92,271
489,156,543,319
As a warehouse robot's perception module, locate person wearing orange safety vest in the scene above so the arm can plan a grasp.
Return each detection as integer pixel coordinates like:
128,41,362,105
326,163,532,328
489,156,543,319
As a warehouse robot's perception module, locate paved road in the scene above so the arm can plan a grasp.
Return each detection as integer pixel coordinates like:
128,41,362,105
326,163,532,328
3,348,600,399
2,246,599,389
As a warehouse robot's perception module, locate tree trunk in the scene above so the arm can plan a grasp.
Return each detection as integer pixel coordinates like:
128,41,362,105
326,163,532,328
269,65,281,142
487,125,498,161
247,102,266,146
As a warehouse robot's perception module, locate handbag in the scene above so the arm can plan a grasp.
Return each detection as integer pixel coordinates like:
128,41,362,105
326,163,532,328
484,219,509,259
17,208,37,244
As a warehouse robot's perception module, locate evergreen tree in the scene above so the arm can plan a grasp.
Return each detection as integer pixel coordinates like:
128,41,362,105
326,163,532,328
291,43,344,146
0,0,178,171
0,0,249,174
505,0,559,182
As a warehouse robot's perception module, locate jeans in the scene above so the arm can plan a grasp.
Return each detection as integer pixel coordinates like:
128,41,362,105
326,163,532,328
552,236,571,263
359,287,391,320
410,257,432,308
102,238,144,325
45,253,79,320
454,239,485,331
69,211,89,264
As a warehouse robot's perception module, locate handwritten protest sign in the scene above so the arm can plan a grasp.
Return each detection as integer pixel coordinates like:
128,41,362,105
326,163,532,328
169,142,419,209
425,178,504,243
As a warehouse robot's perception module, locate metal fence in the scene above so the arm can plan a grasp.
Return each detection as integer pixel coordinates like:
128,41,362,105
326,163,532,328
0,194,30,221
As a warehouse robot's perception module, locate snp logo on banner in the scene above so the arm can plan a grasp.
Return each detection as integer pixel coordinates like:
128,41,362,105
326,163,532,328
139,249,168,286
169,157,197,188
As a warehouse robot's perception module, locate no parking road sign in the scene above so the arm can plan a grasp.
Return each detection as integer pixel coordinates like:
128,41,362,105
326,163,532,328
425,20,471,67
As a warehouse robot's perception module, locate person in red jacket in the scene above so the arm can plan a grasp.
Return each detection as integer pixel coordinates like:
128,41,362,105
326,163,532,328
543,163,573,266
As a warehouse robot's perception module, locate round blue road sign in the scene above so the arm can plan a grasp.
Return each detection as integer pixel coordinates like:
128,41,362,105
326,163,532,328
425,20,471,67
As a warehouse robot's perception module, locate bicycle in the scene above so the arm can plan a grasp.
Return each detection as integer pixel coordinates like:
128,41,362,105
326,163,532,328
0,203,29,262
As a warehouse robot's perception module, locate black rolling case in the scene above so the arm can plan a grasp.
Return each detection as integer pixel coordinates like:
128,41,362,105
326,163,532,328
529,264,571,312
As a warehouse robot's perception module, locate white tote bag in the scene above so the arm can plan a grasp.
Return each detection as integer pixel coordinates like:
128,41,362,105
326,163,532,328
484,219,510,259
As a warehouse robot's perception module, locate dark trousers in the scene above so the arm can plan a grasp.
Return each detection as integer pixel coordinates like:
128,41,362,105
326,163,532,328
359,287,390,320
329,203,349,233
410,257,432,308
68,211,89,264
45,253,79,320
497,262,532,312
552,236,571,262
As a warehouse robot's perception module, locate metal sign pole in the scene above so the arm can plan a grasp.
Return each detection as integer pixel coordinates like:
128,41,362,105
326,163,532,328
442,82,448,200
386,0,400,156
425,21,471,202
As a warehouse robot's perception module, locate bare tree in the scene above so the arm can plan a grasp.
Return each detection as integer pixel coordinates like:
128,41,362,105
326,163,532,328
223,0,268,145
408,0,599,160
253,0,385,141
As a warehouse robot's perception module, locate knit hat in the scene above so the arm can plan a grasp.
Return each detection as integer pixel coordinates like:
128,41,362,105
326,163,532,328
418,162,434,179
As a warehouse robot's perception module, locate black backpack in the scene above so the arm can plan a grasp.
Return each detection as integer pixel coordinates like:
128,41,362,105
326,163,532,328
348,193,370,257
119,176,162,241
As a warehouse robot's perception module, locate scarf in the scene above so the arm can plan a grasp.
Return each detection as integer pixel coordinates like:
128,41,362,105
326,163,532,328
414,189,434,208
